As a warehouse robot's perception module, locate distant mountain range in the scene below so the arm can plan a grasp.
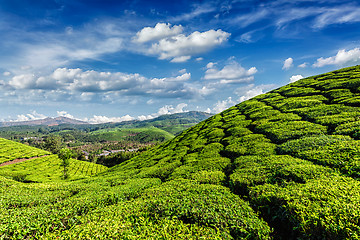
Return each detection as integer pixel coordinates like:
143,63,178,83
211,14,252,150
0,111,213,128
0,116,88,127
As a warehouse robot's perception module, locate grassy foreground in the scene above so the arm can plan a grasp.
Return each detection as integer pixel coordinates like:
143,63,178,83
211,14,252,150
2,65,360,239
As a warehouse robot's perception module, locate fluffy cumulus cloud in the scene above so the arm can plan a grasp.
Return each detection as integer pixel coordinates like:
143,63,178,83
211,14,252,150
133,23,183,43
135,23,230,62
86,115,135,124
313,48,360,67
204,61,257,84
9,111,46,122
212,97,235,113
57,111,75,119
138,103,188,120
282,57,293,70
290,75,304,83
4,67,208,101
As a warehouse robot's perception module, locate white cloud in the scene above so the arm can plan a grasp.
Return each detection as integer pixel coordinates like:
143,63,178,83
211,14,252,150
204,61,257,84
3,72,11,76
5,68,209,101
313,6,360,29
87,114,135,124
290,75,304,83
231,8,269,28
236,84,276,102
196,57,204,61
137,103,188,120
313,48,360,67
158,103,188,115
57,111,75,119
298,62,308,68
148,29,230,62
0,19,128,73
206,62,215,69
170,3,217,22
171,56,191,63
213,97,235,113
9,74,36,89
282,57,293,70
146,99,155,105
238,32,253,43
138,115,155,121
9,111,46,122
178,69,187,74
134,23,183,43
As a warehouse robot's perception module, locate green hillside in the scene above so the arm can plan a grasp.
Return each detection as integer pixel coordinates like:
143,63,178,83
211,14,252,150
0,137,50,164
0,138,107,182
0,155,108,182
2,66,360,239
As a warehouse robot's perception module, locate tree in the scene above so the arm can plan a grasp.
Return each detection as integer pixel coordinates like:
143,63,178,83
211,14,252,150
44,136,62,154
58,148,72,179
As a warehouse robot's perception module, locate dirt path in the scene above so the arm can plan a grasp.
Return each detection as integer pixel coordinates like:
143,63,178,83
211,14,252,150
0,155,49,167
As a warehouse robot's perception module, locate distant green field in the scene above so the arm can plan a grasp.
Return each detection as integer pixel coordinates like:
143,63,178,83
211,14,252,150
0,138,50,164
0,155,107,182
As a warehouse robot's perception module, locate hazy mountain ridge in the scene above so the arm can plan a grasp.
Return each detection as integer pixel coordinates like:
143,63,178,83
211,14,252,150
0,111,212,129
0,116,88,127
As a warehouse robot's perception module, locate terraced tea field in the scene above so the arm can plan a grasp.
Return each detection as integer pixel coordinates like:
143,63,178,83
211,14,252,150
0,154,108,182
2,65,360,239
0,138,50,164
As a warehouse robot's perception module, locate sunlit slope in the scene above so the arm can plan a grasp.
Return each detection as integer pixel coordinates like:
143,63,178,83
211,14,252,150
0,155,108,182
108,65,360,239
2,65,360,239
0,137,107,182
0,137,50,164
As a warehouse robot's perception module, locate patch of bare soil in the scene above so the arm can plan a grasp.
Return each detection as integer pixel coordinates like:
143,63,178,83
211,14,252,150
0,155,49,167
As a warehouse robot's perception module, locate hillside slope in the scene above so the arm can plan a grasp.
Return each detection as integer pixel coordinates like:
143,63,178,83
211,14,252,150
1,65,360,239
0,138,107,182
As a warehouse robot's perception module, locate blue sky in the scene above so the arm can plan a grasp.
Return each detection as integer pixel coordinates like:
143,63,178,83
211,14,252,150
0,0,360,123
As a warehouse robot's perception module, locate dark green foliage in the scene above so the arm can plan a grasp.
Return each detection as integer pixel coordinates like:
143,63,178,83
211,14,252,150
143,179,272,239
223,134,276,158
250,176,360,240
278,135,360,177
254,121,327,143
44,135,62,154
335,120,360,139
275,86,321,97
59,148,72,179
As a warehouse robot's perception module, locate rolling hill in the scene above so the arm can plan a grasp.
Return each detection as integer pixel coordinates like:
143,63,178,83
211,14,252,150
1,65,360,239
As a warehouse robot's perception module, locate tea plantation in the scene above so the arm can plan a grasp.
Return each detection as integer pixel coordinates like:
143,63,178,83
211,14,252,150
2,65,360,239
